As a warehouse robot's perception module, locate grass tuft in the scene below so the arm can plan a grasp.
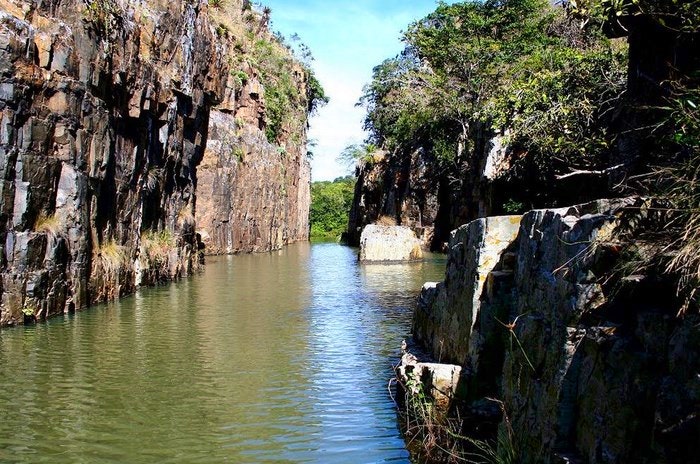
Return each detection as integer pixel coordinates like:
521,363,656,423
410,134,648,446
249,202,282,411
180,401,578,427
34,213,61,235
140,230,175,267
95,240,127,278
396,368,518,464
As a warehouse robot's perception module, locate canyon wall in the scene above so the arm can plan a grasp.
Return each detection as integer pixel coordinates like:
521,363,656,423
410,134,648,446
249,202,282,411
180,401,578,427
195,62,311,255
346,128,605,251
409,198,699,463
0,0,314,326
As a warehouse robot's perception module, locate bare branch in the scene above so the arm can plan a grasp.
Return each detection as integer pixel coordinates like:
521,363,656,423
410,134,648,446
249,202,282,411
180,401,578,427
555,163,626,180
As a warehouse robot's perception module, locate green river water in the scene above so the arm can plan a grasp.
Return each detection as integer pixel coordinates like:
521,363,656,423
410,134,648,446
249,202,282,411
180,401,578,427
0,242,446,463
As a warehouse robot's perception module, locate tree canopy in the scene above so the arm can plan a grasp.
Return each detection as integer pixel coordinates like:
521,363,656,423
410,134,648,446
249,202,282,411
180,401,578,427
359,0,627,180
564,0,700,32
360,0,626,183
309,177,356,240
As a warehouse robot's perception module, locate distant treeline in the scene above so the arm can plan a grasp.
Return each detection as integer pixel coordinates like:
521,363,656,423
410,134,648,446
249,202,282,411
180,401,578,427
309,176,355,240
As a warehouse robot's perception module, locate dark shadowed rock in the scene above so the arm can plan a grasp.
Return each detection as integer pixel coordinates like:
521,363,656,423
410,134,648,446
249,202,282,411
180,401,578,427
409,198,699,463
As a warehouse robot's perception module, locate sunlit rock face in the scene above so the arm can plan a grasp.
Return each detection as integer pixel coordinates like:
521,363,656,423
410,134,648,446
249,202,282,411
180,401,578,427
0,0,311,325
410,198,700,463
195,73,311,255
412,215,521,367
358,225,423,263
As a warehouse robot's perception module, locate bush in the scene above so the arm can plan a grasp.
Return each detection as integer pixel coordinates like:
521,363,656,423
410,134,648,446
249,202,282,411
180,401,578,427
623,85,700,313
34,213,61,235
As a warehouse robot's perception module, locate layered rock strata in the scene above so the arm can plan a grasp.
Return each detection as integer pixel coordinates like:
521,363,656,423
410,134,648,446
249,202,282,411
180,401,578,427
410,198,699,463
0,0,313,326
413,215,521,366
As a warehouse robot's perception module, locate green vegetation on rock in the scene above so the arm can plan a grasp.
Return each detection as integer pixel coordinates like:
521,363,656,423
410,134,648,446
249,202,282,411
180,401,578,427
209,2,328,147
360,0,627,184
309,176,355,240
249,33,328,145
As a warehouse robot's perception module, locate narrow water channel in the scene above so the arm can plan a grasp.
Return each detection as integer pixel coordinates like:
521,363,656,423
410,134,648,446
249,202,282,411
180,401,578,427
0,243,445,463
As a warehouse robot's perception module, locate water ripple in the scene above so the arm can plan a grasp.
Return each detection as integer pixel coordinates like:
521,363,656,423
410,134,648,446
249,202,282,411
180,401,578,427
0,243,445,463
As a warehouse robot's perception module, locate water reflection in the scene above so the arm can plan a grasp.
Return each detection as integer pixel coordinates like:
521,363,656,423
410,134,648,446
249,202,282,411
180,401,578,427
0,243,445,463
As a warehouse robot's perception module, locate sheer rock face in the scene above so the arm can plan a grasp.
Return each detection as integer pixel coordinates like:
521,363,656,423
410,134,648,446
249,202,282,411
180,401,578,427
347,148,441,248
412,215,521,367
346,131,516,251
195,71,311,255
0,0,311,326
411,198,700,463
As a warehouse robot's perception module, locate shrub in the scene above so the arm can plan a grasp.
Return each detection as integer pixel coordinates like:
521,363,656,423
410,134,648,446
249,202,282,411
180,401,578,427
83,0,122,37
625,86,700,314
216,23,230,38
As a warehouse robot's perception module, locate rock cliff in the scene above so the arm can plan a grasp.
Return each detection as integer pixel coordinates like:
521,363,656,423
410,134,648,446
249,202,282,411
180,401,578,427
346,126,604,251
194,1,313,254
0,0,316,326
196,114,311,254
409,198,699,463
347,147,443,248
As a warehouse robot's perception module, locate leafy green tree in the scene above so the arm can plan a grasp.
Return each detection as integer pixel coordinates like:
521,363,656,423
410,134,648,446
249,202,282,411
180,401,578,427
563,0,700,32
309,177,356,239
359,0,626,182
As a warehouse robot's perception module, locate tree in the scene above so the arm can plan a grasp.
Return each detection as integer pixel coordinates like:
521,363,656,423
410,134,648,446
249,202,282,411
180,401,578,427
309,177,356,239
563,0,700,32
358,0,627,181
336,143,378,170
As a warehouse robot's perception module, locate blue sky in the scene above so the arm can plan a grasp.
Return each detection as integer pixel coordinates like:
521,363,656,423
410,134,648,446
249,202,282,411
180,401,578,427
261,0,449,181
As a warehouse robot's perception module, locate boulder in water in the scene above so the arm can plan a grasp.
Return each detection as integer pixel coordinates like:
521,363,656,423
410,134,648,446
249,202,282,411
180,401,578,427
359,225,423,262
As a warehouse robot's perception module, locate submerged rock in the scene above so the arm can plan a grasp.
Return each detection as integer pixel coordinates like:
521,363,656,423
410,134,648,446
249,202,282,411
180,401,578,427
359,225,423,262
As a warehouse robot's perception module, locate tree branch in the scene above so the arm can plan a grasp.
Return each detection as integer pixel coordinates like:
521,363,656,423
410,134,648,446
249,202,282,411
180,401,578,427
555,163,626,180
